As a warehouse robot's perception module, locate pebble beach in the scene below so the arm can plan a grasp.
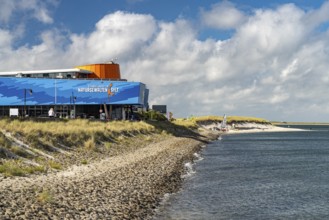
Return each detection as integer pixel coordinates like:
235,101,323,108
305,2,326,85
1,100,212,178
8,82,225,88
0,130,218,219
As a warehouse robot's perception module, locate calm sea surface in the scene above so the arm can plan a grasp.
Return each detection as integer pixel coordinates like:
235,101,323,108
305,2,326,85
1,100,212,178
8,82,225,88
155,125,329,220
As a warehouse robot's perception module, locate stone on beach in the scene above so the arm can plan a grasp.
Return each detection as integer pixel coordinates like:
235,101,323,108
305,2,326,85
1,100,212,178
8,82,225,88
0,131,217,219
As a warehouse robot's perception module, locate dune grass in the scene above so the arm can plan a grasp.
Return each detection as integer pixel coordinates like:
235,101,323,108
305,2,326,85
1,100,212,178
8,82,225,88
37,188,54,204
0,119,155,137
0,115,269,176
0,118,156,150
172,118,198,129
48,160,62,170
0,118,159,176
0,161,25,177
0,160,45,177
175,115,269,124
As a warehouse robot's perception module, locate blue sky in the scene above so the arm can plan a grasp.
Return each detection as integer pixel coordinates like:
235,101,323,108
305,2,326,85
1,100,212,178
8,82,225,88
10,0,327,43
1,0,329,122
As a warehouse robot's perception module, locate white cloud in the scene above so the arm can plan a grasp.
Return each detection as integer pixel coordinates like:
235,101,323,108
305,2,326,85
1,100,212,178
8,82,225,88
304,1,329,28
2,2,329,121
280,59,299,80
65,11,157,65
33,7,53,24
0,29,13,48
0,0,55,24
0,0,15,23
200,1,246,29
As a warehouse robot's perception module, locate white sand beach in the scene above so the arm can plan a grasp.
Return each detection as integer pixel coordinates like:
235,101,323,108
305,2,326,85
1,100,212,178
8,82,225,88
201,122,306,134
226,123,306,134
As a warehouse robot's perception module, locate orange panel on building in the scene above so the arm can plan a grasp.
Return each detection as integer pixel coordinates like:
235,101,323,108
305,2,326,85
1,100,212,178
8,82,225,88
76,63,121,79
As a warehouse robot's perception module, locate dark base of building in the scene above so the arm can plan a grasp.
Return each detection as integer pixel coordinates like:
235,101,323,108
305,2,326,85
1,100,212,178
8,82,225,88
0,105,140,120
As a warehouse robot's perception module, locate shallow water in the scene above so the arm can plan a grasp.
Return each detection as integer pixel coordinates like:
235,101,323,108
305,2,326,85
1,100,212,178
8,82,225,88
155,125,329,220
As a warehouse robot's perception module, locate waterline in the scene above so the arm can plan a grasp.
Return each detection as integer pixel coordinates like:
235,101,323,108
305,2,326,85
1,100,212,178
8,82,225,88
156,128,329,219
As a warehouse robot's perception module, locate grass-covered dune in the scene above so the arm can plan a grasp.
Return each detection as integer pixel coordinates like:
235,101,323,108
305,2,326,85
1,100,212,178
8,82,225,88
0,115,269,177
174,115,270,127
0,118,159,176
0,116,213,177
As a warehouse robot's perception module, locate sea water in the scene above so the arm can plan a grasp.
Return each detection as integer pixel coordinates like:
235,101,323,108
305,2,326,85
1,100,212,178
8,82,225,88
155,125,329,220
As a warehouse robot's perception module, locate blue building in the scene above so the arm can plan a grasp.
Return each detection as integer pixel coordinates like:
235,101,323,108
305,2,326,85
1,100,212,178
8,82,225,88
0,63,149,119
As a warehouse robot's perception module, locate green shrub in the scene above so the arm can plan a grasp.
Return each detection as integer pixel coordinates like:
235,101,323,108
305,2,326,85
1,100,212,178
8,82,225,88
0,161,25,177
48,160,62,170
11,146,32,158
0,134,11,148
37,189,54,203
25,165,46,174
104,142,112,150
84,137,96,151
141,110,167,121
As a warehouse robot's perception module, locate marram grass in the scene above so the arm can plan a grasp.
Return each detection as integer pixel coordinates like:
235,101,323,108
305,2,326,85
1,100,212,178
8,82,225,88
37,189,54,204
177,115,269,124
0,115,269,176
0,119,155,136
0,160,45,177
171,118,198,129
0,118,158,176
0,119,156,148
227,116,269,123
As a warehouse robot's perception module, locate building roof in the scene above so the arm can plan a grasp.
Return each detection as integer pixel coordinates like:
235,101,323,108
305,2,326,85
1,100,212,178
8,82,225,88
0,68,93,76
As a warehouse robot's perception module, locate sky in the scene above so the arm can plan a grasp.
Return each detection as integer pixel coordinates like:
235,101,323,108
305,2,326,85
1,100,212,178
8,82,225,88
1,0,329,122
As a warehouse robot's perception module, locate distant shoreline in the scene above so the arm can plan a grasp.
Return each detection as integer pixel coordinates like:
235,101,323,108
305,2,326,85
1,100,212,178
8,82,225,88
200,122,306,134
227,126,306,134
272,122,329,126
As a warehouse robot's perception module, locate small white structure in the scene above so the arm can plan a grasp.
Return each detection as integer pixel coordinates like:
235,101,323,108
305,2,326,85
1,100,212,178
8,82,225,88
9,108,19,117
220,114,229,131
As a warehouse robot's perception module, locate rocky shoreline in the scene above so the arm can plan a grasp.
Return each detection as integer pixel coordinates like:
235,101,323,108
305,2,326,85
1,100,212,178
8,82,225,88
0,129,219,219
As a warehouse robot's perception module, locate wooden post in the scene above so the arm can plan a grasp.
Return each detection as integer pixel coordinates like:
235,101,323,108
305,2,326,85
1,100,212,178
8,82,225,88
104,103,109,120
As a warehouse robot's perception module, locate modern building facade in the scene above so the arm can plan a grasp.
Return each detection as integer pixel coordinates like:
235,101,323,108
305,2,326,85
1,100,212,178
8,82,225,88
0,63,149,119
